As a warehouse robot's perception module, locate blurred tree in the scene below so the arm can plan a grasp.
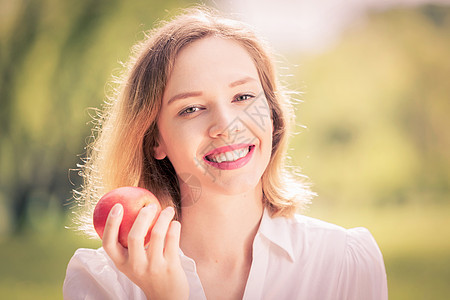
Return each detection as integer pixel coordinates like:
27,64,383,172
0,0,193,234
290,5,450,208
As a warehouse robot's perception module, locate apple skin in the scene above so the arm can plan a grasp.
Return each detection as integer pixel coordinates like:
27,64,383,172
93,186,162,248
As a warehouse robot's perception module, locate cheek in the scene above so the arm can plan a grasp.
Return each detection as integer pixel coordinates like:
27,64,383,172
159,119,185,146
265,125,274,155
160,126,200,163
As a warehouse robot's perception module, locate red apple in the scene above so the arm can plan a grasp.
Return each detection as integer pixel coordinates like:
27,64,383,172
93,186,162,248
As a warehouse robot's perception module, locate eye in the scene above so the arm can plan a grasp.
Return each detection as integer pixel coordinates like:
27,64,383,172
178,106,202,116
234,93,255,102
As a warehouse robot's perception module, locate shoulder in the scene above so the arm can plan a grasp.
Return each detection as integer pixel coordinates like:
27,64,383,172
290,213,346,232
63,248,146,300
261,211,374,263
286,214,388,299
261,213,388,299
286,214,386,266
66,247,112,269
282,214,350,251
336,226,388,299
285,213,380,250
64,248,117,280
261,211,351,255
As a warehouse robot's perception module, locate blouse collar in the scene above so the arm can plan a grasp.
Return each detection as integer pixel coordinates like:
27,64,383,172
257,208,296,262
179,207,298,269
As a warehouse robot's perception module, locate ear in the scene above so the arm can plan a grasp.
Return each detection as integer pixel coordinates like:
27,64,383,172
153,141,167,160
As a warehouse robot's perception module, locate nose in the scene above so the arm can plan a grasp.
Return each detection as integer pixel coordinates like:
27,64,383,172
208,105,242,139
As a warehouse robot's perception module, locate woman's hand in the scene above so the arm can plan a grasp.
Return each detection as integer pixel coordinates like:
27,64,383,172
102,203,189,300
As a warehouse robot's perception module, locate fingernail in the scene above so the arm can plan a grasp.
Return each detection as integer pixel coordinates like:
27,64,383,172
110,203,123,217
145,204,157,211
165,206,174,213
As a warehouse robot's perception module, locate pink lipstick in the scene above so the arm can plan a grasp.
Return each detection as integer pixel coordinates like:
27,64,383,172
203,144,255,170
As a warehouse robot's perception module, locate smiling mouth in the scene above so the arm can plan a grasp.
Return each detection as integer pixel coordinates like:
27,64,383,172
204,145,255,163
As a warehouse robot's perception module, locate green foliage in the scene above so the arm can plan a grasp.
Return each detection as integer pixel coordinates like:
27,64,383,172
289,5,450,208
0,222,101,299
0,0,200,233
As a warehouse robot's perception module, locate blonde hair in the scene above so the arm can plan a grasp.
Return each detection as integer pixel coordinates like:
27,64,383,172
75,6,314,236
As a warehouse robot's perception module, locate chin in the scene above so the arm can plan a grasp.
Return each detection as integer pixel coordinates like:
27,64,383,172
211,175,262,197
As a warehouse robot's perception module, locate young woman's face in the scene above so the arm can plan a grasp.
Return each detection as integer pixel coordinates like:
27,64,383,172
155,36,273,199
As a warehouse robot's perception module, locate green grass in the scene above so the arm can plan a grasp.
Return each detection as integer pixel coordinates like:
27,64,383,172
0,224,101,300
0,204,449,299
386,252,450,300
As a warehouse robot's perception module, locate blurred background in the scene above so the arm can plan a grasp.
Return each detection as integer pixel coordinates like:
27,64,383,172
0,0,449,298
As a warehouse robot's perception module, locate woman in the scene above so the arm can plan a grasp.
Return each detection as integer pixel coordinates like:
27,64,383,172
64,7,388,300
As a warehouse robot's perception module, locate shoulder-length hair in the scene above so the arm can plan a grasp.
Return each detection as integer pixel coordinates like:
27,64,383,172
75,6,313,236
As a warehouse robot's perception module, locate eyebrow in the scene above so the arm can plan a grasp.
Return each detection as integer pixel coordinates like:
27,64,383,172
168,91,203,105
229,76,258,88
167,76,258,105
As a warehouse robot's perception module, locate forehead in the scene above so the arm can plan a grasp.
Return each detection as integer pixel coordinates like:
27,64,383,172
164,36,260,93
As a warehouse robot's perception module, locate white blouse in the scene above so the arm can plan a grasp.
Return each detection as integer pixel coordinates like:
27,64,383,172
63,210,388,299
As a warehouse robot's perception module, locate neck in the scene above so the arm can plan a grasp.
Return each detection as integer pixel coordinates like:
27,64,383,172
179,183,264,264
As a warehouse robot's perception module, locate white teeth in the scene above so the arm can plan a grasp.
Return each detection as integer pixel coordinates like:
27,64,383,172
232,150,239,161
208,147,250,163
225,152,233,161
217,153,227,163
